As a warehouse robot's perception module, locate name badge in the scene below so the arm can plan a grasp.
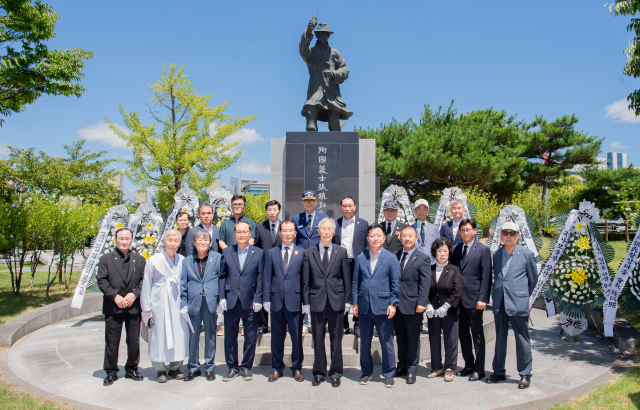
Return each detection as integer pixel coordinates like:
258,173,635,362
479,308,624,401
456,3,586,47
298,225,304,229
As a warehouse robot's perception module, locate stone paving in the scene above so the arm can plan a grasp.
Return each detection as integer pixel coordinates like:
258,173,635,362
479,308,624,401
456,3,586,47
0,307,628,410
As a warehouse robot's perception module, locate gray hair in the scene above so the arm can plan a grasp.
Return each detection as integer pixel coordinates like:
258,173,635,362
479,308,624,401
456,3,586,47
317,217,336,230
449,199,465,209
193,229,211,243
163,229,182,242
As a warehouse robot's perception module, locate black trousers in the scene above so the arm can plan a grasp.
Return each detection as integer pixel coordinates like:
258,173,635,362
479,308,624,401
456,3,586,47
104,311,141,377
394,307,422,374
343,259,358,329
459,306,486,372
427,315,459,371
311,299,344,380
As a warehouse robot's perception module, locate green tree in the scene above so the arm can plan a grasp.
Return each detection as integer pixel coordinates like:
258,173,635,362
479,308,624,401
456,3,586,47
243,191,270,224
358,102,528,202
465,186,501,237
107,64,256,211
0,0,93,125
608,1,640,115
521,115,602,203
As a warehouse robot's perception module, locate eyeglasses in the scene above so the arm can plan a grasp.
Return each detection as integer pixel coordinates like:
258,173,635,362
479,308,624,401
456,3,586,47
231,204,245,208
236,230,250,234
501,230,518,237
460,229,475,233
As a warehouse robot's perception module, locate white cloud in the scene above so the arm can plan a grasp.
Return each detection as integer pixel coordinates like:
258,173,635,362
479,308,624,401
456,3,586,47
76,121,129,148
610,141,629,149
220,128,265,153
603,99,640,123
236,159,270,176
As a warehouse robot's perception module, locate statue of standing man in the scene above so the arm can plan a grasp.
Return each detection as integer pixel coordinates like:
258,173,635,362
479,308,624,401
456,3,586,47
300,17,353,132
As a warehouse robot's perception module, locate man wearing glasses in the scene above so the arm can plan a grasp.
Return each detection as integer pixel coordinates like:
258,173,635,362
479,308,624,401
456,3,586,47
486,221,537,390
218,195,256,250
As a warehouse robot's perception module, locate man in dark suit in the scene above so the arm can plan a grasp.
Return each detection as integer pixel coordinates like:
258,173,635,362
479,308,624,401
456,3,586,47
451,219,492,381
185,202,219,256
263,220,305,382
218,221,264,382
332,196,368,334
254,200,283,334
292,190,329,250
394,226,430,384
381,200,406,254
439,199,465,247
97,227,147,386
302,217,351,387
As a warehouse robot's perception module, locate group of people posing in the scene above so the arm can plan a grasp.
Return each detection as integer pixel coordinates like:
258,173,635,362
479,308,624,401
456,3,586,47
97,189,538,390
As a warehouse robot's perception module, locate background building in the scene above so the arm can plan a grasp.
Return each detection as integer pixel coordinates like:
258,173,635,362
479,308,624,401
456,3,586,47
607,152,628,170
223,177,270,195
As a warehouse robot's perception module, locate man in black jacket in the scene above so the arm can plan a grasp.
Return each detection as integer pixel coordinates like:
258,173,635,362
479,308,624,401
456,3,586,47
381,200,406,254
97,227,147,386
394,226,430,384
451,219,492,381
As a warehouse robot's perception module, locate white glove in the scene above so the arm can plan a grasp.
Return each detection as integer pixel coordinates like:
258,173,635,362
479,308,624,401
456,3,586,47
302,304,310,315
180,306,189,323
425,304,435,319
217,299,227,314
142,310,152,324
344,303,351,315
263,302,271,314
436,302,450,318
253,303,262,313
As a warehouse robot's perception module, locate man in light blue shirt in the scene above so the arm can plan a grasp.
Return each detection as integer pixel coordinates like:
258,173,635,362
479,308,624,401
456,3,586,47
412,199,440,264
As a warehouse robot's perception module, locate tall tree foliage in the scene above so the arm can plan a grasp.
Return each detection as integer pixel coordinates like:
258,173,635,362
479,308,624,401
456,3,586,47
608,1,640,116
0,0,93,125
107,64,256,211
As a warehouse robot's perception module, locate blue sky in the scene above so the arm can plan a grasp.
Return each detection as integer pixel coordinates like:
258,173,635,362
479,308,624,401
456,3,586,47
2,0,638,200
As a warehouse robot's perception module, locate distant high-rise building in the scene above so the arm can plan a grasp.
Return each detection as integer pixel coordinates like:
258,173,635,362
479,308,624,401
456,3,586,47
226,177,270,195
607,152,628,169
108,173,124,204
135,190,148,204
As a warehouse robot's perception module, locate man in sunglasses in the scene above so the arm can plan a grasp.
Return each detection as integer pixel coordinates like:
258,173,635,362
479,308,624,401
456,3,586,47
486,222,538,390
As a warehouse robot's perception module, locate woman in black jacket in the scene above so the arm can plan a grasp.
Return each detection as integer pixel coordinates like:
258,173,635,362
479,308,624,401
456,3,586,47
426,237,462,382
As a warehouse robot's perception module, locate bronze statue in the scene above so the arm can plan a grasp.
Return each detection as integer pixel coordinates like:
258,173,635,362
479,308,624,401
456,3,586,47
299,17,352,132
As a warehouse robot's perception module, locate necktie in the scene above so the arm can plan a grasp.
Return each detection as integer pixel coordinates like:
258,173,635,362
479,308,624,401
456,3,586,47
462,244,468,264
307,214,312,234
283,247,289,272
271,223,276,240
400,251,408,273
386,222,391,235
420,223,426,243
323,246,329,272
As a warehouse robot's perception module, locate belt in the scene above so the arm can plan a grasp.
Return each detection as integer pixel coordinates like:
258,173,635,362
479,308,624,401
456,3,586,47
201,292,206,296
348,258,355,263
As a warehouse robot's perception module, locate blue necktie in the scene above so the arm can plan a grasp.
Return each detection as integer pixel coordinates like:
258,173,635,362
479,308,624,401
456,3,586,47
307,214,312,235
420,223,426,243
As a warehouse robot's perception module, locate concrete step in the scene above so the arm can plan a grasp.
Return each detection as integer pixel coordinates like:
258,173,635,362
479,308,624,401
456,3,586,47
253,347,360,367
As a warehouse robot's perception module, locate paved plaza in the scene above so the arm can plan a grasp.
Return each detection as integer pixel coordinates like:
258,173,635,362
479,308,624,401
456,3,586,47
0,307,630,410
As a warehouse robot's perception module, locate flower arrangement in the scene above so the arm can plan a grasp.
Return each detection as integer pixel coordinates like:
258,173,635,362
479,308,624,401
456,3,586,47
551,256,599,306
132,219,160,260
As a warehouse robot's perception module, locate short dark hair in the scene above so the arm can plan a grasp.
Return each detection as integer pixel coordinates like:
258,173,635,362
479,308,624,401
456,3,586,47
176,211,189,220
231,194,246,205
281,220,295,229
401,225,417,235
431,237,453,258
459,218,476,230
234,221,251,232
265,200,281,211
115,227,133,239
340,196,357,206
367,223,385,236
199,202,214,214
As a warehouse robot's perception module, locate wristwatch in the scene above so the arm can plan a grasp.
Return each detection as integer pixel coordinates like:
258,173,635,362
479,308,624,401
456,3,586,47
392,302,398,308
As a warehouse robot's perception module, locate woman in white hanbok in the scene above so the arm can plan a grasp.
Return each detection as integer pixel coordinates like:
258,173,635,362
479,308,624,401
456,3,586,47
141,229,190,383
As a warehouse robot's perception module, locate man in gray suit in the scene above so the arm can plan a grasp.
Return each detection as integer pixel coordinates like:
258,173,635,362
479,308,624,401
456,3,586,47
486,222,538,389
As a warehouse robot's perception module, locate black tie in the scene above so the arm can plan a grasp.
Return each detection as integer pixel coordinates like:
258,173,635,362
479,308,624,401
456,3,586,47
386,222,392,235
271,223,276,240
420,223,426,243
323,246,329,272
400,251,408,273
283,247,289,272
462,244,468,264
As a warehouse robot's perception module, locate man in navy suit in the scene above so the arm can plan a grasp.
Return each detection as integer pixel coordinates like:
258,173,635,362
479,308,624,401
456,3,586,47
218,221,264,382
262,220,305,382
486,221,537,390
332,196,368,334
412,199,440,264
185,203,219,256
180,230,222,381
352,224,401,388
439,199,465,248
381,200,406,254
451,219,492,382
292,190,329,250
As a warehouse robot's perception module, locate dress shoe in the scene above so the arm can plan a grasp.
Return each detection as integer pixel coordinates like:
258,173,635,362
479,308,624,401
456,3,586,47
444,369,454,382
293,370,305,382
384,377,394,388
311,376,324,386
168,369,185,380
242,369,253,381
331,378,341,387
426,369,444,378
518,376,531,389
125,370,144,381
406,373,416,384
103,374,118,386
344,327,351,334
268,371,283,382
223,369,239,381
468,371,485,381
485,373,506,384
394,368,408,378
455,367,474,377
359,375,371,385
184,370,201,381
157,371,168,383
206,372,215,381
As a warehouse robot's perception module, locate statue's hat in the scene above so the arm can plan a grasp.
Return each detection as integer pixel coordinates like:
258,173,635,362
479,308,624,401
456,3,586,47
314,23,334,34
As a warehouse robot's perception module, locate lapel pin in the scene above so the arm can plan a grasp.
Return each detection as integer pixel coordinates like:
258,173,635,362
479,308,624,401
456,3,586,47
252,250,254,253
295,251,299,255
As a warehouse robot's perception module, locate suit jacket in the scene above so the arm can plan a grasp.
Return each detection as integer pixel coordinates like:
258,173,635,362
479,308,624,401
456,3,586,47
254,220,282,252
293,211,329,249
440,220,463,247
264,244,304,313
412,221,440,263
180,250,222,315
185,223,220,257
219,245,264,310
428,263,462,316
302,244,351,313
451,240,493,309
97,250,146,315
383,220,406,254
395,249,431,315
351,248,401,316
492,244,538,317
332,216,369,259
